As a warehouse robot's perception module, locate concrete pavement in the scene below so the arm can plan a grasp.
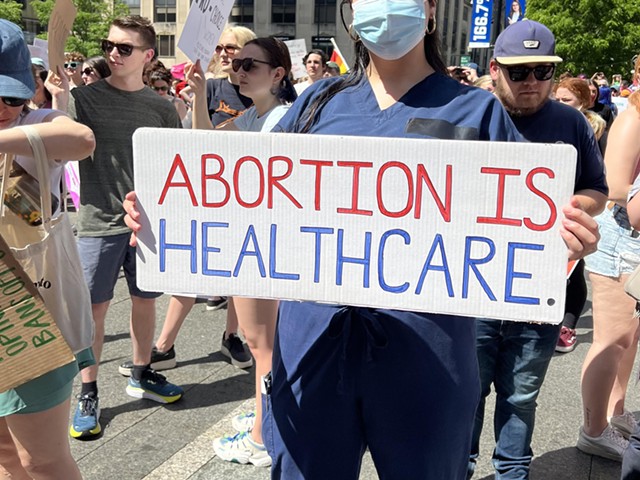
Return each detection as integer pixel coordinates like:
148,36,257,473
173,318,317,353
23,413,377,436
68,274,638,479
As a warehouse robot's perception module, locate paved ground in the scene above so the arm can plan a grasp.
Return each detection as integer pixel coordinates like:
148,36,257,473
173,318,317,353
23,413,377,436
68,274,638,479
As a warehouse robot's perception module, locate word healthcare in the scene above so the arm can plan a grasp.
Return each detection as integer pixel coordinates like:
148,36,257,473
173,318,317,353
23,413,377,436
133,129,577,323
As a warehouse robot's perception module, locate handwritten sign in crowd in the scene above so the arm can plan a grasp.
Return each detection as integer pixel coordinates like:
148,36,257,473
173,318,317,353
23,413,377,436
0,236,73,393
178,0,234,66
133,129,577,324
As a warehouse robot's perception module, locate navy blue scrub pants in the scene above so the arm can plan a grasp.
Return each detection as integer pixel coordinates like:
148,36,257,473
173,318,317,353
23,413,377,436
263,301,480,480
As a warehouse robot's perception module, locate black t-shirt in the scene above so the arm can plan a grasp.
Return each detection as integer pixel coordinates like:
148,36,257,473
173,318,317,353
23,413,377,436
511,100,608,195
206,78,253,127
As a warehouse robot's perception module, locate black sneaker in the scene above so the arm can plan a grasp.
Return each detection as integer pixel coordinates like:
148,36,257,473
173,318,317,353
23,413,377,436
206,297,228,311
220,332,253,369
118,346,177,376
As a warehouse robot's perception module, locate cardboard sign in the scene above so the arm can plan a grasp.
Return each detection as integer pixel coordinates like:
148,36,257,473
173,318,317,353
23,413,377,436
133,129,577,324
284,39,308,80
0,235,74,393
178,0,234,66
47,0,77,73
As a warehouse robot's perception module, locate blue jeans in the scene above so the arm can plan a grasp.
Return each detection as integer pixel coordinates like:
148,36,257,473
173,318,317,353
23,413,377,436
468,319,561,480
621,425,640,480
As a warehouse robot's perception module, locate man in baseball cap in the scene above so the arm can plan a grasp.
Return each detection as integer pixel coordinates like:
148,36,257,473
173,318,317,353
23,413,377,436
491,19,562,116
469,20,609,478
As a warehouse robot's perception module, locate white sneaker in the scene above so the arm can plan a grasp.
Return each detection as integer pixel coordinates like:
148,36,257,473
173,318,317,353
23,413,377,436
213,431,272,467
609,410,638,439
232,411,256,433
577,425,629,461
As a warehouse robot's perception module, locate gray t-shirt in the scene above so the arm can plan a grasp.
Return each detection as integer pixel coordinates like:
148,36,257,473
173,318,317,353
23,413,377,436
69,80,181,237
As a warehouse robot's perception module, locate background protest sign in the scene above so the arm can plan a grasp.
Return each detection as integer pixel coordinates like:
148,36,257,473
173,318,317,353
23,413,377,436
284,39,308,80
178,0,234,66
133,129,577,324
0,235,74,393
47,0,77,73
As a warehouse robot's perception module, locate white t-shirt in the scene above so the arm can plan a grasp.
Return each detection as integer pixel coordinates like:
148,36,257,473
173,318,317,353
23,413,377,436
233,104,290,133
294,81,311,96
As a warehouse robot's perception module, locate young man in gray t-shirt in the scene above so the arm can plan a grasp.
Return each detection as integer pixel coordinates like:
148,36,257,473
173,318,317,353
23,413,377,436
67,15,183,440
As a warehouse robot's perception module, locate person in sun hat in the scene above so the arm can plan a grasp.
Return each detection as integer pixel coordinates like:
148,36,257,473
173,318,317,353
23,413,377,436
0,18,96,479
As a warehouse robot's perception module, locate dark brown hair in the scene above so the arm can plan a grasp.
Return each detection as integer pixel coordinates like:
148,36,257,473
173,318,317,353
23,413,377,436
112,15,156,49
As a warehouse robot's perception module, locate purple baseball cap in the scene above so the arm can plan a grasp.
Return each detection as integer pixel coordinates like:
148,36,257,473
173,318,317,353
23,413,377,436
494,20,563,65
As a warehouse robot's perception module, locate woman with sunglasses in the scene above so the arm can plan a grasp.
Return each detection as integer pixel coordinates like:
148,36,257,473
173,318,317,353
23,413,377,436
185,36,296,467
81,56,111,86
0,19,95,479
145,64,188,123
204,26,256,127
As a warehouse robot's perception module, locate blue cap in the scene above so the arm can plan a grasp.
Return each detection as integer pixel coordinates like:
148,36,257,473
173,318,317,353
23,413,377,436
0,19,36,99
494,20,563,65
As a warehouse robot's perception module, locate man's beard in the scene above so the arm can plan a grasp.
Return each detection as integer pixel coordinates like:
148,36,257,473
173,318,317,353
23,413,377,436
494,78,550,117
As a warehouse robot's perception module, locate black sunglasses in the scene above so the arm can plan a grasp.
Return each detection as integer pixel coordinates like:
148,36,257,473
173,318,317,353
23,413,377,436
1,97,28,107
151,85,169,92
101,39,148,57
81,67,94,75
231,58,272,73
64,61,79,69
215,43,241,55
498,63,555,82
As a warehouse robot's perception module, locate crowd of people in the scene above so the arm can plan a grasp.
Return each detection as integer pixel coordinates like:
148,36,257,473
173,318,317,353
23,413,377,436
4,0,640,478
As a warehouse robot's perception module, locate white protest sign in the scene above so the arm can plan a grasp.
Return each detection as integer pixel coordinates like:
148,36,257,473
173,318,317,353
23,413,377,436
178,0,234,66
284,39,308,80
47,0,77,72
133,129,577,324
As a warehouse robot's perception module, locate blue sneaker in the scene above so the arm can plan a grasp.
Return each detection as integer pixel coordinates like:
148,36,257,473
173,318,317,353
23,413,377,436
69,393,101,439
126,369,183,404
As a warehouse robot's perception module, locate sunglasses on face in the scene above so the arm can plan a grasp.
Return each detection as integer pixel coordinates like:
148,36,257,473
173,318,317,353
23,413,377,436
101,39,147,57
499,63,555,82
64,62,79,69
231,58,272,73
151,85,169,92
1,97,28,107
215,44,240,55
82,67,95,75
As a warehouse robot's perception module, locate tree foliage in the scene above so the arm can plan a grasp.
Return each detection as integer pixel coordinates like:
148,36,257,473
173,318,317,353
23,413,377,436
0,0,25,26
31,0,129,57
526,0,640,79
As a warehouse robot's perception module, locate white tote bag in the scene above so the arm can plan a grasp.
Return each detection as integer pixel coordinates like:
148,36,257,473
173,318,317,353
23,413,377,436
0,125,94,354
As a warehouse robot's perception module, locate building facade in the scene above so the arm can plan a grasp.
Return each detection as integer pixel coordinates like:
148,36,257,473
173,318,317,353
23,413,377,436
119,0,473,68
20,0,474,69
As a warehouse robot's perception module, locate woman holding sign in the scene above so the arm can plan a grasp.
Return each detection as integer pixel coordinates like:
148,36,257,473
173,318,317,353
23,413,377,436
0,19,95,480
125,1,599,477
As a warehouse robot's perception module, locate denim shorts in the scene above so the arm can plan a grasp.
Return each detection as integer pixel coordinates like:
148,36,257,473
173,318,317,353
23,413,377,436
584,206,640,278
78,233,162,304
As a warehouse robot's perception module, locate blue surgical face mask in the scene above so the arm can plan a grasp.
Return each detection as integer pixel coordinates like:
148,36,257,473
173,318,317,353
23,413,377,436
352,0,427,61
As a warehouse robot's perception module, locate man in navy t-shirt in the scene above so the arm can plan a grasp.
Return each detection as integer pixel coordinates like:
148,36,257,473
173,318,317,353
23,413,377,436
468,20,608,479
